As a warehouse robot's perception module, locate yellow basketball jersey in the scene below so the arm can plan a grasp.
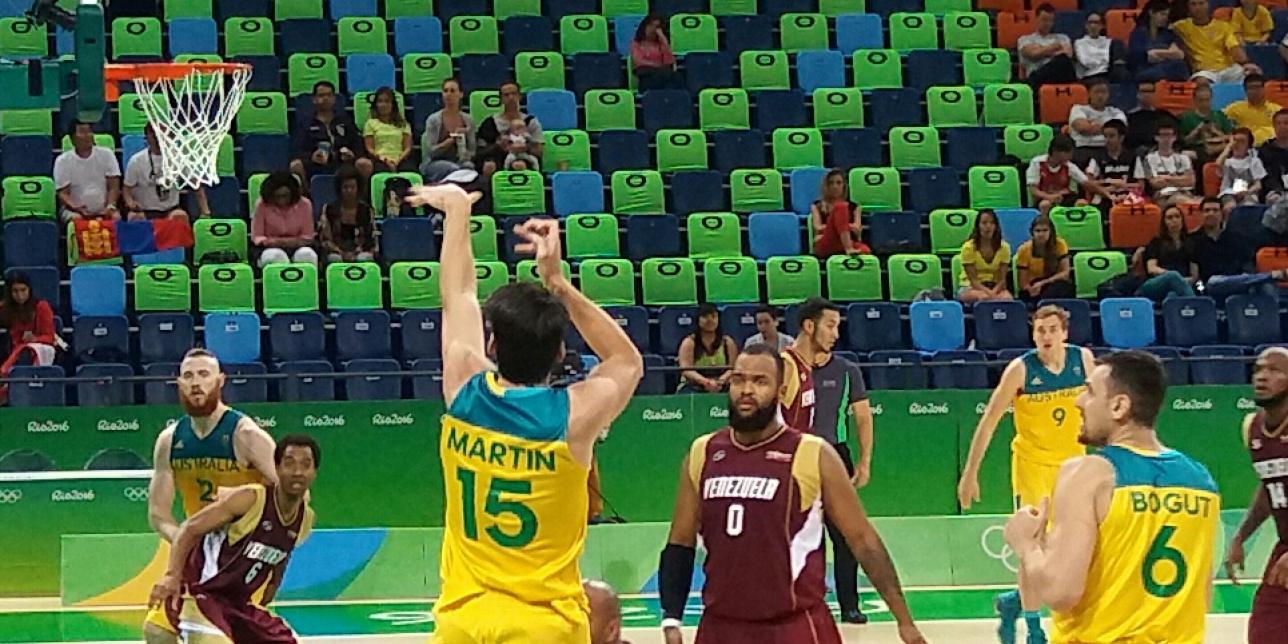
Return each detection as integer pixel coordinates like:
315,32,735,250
1053,445,1220,644
437,371,589,621
170,408,263,517
1012,347,1087,466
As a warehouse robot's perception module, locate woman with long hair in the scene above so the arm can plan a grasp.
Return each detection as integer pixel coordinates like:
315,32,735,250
677,303,739,394
363,86,414,173
252,171,317,266
811,169,870,258
1127,0,1189,81
1014,215,1076,301
958,209,1014,303
1135,204,1198,300
0,273,57,403
419,77,477,183
319,165,377,263
631,14,683,91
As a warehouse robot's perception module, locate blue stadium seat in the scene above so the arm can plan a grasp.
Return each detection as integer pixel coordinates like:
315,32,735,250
308,174,336,221
1273,9,1288,44
637,353,668,395
1038,298,1093,346
336,310,392,361
223,362,268,404
866,350,928,389
345,54,396,93
790,167,828,215
755,90,809,131
503,16,555,56
400,309,442,362
552,171,605,217
71,266,126,317
345,358,403,401
409,358,443,399
236,56,282,92
722,15,774,56
718,303,760,347
869,88,924,131
929,350,990,389
1053,11,1088,39
641,90,695,134
1189,345,1248,384
204,312,262,364
436,0,486,21
759,0,815,17
607,306,650,352
1144,346,1189,386
847,302,905,351
570,53,624,94
869,0,919,18
1083,0,1132,13
910,301,966,351
1162,296,1218,347
120,134,146,170
216,0,270,20
613,15,643,55
907,167,962,213
75,363,133,407
546,0,598,22
394,17,443,56
380,217,437,262
973,301,1029,350
996,208,1038,250
836,14,884,55
683,52,736,94
598,130,652,174
868,212,923,254
657,306,699,355
201,177,240,215
945,128,999,172
239,134,290,174
1100,297,1156,349
1227,293,1282,345
280,19,330,56
626,214,681,261
168,18,218,55
671,171,727,214
7,365,65,407
5,266,59,310
827,128,883,168
73,315,128,361
458,54,511,94
564,324,587,354
711,130,767,174
748,212,802,259
1229,205,1273,250
796,50,845,94
1,136,52,177
328,0,376,19
279,359,336,401
526,90,578,131
654,0,705,16
139,313,195,364
1248,44,1285,80
411,93,444,138
906,50,963,93
143,363,179,405
269,312,325,362
3,221,58,269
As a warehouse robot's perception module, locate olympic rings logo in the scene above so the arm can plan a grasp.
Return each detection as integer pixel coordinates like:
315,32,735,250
0,489,22,504
123,487,148,502
981,525,1019,573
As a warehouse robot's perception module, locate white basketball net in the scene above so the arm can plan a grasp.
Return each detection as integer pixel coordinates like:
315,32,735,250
131,66,252,190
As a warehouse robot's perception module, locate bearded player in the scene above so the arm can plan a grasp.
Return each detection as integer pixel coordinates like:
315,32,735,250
144,348,278,643
1004,351,1219,644
149,434,318,643
1225,347,1288,643
658,345,926,644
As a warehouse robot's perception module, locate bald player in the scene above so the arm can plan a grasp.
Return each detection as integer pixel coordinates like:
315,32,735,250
584,580,631,644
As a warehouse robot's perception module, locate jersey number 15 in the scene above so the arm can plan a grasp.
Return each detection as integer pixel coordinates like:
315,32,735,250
456,467,538,549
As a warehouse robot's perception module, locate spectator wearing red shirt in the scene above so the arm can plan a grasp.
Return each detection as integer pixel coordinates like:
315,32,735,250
0,273,57,402
251,171,317,267
630,15,683,92
811,169,871,258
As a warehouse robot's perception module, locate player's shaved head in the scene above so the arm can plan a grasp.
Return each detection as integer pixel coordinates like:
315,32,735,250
584,580,623,644
1253,347,1288,407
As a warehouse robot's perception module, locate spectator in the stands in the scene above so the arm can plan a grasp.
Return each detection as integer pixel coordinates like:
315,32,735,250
122,123,208,223
1027,135,1112,208
502,117,541,172
1128,0,1189,81
289,81,369,189
0,272,56,404
251,171,317,267
1172,0,1260,84
1258,109,1288,202
677,303,739,394
1179,83,1234,161
1019,4,1077,87
743,305,795,352
1127,80,1167,152
1225,74,1281,145
1231,0,1274,45
363,86,414,173
318,165,376,264
1218,128,1267,213
419,77,477,184
1136,205,1199,300
475,80,545,177
1075,11,1129,82
1014,215,1076,301
631,14,683,92
1190,195,1286,299
53,120,120,222
1069,80,1127,165
811,169,870,258
957,209,1014,304
1136,120,1198,206
1087,120,1145,206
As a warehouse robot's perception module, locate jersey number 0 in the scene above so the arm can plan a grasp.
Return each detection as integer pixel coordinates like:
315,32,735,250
456,466,538,548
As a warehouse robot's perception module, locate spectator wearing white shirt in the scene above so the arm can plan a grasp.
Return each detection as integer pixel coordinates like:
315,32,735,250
1026,134,1112,211
1074,11,1128,82
742,305,795,352
1217,127,1267,214
53,120,121,222
1135,120,1198,206
1068,80,1128,166
122,124,209,223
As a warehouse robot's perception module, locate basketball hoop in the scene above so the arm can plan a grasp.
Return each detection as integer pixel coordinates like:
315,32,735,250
103,62,252,190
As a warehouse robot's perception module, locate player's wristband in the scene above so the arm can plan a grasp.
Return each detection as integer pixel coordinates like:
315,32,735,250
661,618,683,630
659,543,695,620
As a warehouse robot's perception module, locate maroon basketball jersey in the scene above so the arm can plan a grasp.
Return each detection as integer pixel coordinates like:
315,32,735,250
691,426,828,622
183,485,314,606
780,349,816,432
1247,411,1288,543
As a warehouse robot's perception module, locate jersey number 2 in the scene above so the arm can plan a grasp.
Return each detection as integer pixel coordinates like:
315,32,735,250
1142,525,1188,599
198,478,215,503
456,467,538,548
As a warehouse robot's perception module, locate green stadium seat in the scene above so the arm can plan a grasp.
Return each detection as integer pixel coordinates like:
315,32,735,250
926,0,972,11
134,264,192,312
0,18,46,58
1003,124,1054,162
262,263,320,314
560,15,609,54
198,264,255,312
730,169,785,212
670,14,718,54
275,0,322,20
983,84,1035,126
1049,206,1106,251
494,0,541,19
943,12,991,50
193,219,248,265
848,167,902,212
889,13,938,51
773,128,824,170
224,18,275,57
579,258,637,305
812,88,864,129
370,172,421,218
516,52,566,91
766,256,822,305
116,94,159,135
353,90,406,128
543,130,593,172
288,54,340,97
338,17,389,56
469,90,503,122
165,0,213,19
657,130,710,172
780,14,829,53
389,262,440,309
602,0,648,17
852,50,903,90
475,261,510,301
887,253,944,301
584,89,637,131
245,173,268,215
929,208,978,254
963,49,1012,87
611,170,666,215
326,262,384,310
450,16,500,56
0,110,52,135
566,213,621,258
1074,251,1127,298
112,18,163,59
402,54,454,94
703,257,760,303
699,88,750,131
470,216,499,261
491,170,546,215
968,166,1021,209
516,259,572,283
826,254,884,301
642,258,698,305
711,0,758,15
820,0,865,15
236,92,288,134
926,86,979,127
3,176,56,219
214,135,235,180
385,0,433,18
687,213,742,258
889,126,942,168
740,50,790,91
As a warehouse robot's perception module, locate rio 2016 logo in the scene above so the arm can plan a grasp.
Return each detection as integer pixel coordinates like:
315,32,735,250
980,524,1019,573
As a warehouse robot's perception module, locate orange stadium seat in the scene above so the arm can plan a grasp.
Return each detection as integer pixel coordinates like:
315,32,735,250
1213,6,1233,20
1039,83,1087,124
1202,162,1221,197
1256,247,1288,285
1156,81,1196,115
1265,0,1288,10
1266,80,1288,107
996,11,1034,50
1178,200,1203,232
1109,203,1162,250
1105,9,1137,43
978,0,1024,12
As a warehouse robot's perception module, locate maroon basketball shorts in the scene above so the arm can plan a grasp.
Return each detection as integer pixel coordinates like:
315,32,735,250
1250,543,1288,644
179,592,297,643
696,603,842,644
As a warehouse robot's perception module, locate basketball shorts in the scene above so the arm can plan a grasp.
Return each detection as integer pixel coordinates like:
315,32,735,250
175,593,297,643
1011,454,1061,510
432,591,590,644
1250,543,1288,644
696,604,842,644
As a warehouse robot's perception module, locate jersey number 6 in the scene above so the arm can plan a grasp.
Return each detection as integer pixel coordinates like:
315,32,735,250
1141,525,1188,599
456,467,539,549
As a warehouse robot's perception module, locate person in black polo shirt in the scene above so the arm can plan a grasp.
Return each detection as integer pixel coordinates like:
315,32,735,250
289,81,371,188
1086,119,1143,208
1190,195,1287,300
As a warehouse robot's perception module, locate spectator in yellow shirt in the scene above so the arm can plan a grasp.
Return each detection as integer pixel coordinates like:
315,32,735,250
1224,74,1282,144
1231,0,1274,44
957,209,1014,304
1172,0,1260,84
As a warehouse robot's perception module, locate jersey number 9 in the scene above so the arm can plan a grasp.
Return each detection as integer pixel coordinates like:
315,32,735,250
1051,408,1066,427
456,467,538,548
